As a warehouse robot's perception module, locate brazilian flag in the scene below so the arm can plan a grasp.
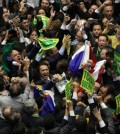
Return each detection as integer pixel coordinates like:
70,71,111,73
33,15,49,37
65,79,72,100
33,15,49,27
35,38,59,50
34,85,55,116
112,50,120,75
115,94,120,115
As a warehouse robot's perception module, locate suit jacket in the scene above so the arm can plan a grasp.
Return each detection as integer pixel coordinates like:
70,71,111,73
0,117,12,134
93,46,101,61
44,116,75,134
21,112,44,128
101,108,115,134
0,83,31,116
88,100,115,134
70,129,87,134
29,52,63,83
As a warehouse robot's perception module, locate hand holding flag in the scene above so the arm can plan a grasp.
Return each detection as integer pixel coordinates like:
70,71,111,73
35,37,59,50
34,85,55,116
91,60,106,83
33,15,49,27
69,40,96,74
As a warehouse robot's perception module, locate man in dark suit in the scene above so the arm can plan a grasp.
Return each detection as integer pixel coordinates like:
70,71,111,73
22,99,44,128
44,100,76,134
87,88,115,134
93,34,108,61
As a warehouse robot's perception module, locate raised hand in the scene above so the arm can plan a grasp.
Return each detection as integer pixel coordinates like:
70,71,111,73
50,7,56,18
62,34,71,47
93,107,102,121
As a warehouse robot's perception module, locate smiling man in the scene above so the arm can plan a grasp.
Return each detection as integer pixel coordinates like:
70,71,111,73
39,63,50,83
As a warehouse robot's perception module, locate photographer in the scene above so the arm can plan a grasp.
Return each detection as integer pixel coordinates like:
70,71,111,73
1,27,25,46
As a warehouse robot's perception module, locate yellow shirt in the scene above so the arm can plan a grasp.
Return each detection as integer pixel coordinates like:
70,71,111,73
102,28,120,49
108,35,120,49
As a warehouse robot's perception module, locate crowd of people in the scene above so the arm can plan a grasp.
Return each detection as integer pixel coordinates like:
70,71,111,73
0,0,120,133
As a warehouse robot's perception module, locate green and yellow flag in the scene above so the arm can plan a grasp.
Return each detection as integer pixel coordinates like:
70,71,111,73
33,15,49,37
115,94,120,115
65,79,72,100
80,69,95,95
36,38,59,50
33,15,49,27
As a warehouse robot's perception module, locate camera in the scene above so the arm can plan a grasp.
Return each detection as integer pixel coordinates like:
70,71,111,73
8,28,18,38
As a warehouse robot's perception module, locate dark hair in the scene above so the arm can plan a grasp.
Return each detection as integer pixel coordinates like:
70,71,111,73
103,46,114,60
92,22,102,31
105,60,112,70
0,76,5,91
8,29,18,40
44,114,55,130
27,29,39,38
39,58,49,65
36,7,45,15
13,42,25,53
75,116,87,131
20,15,28,22
39,61,49,69
86,123,96,134
40,0,50,6
35,97,43,109
98,34,109,41
26,6,34,15
72,74,83,84
106,95,116,109
8,0,19,13
56,59,68,74
52,12,64,22
29,127,43,134
101,84,115,96
24,107,36,115
13,123,26,134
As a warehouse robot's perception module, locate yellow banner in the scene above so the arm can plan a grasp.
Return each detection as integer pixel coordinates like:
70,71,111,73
115,94,120,115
